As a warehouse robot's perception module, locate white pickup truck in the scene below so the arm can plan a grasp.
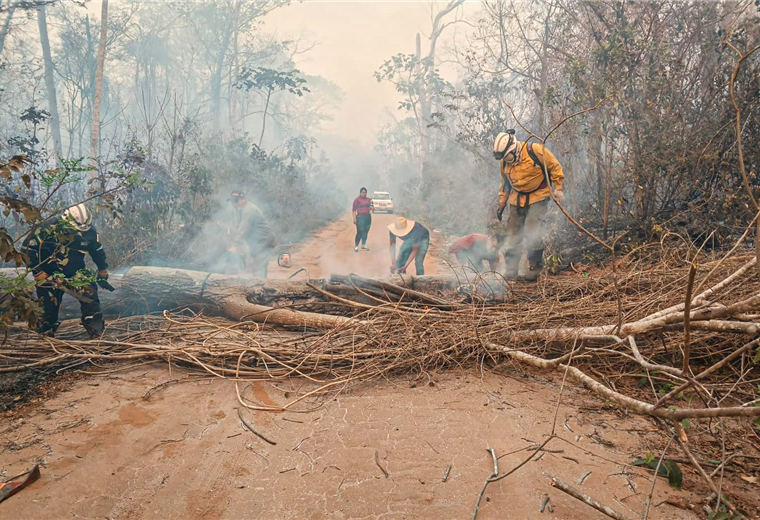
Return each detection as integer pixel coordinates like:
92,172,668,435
371,191,394,214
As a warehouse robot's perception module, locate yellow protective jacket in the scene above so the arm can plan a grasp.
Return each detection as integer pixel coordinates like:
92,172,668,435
499,142,564,208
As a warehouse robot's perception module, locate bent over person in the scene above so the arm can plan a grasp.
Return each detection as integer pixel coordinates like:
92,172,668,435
448,234,500,272
352,187,372,252
493,130,564,280
229,190,276,278
24,203,109,337
388,217,429,275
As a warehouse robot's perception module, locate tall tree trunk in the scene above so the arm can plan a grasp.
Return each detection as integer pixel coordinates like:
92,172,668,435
258,88,272,147
84,14,94,159
211,25,234,131
0,4,16,56
415,33,426,181
89,0,108,175
230,4,241,134
416,0,465,184
603,135,613,241
37,4,63,161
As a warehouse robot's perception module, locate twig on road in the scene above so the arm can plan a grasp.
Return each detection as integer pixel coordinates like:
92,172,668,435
550,476,635,520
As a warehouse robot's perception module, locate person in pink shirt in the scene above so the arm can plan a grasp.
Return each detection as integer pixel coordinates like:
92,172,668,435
448,234,501,272
352,187,373,252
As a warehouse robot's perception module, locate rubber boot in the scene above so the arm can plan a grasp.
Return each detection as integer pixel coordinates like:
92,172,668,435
502,249,521,279
523,249,544,281
37,320,60,337
81,312,105,338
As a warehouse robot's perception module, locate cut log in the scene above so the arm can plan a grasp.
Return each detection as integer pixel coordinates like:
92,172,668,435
1,267,352,328
3,266,501,328
112,267,356,328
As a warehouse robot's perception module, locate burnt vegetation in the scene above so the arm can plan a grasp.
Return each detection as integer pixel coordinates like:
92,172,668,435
0,0,760,517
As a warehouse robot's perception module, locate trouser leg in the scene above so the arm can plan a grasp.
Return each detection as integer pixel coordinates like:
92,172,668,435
357,215,371,246
36,286,62,336
524,199,549,279
246,241,272,278
396,241,413,271
80,283,104,338
250,252,271,278
414,239,429,275
501,204,526,277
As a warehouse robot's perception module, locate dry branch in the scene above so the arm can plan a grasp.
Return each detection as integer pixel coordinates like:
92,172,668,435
550,476,635,520
2,253,759,425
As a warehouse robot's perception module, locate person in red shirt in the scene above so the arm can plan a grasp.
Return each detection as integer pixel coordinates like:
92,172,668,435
448,234,501,272
352,187,373,252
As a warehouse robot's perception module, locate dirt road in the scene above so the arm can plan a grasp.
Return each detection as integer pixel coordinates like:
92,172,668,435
0,213,719,520
1,366,703,520
268,212,449,279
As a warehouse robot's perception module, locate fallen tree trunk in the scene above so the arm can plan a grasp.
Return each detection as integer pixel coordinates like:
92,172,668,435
4,266,503,328
107,266,356,328
1,266,353,328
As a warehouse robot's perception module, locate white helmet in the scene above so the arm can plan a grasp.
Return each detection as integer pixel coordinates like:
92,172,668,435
493,129,520,164
63,203,92,231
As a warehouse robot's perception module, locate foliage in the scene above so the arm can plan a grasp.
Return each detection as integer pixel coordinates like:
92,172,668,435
236,67,310,97
371,1,760,253
0,151,147,330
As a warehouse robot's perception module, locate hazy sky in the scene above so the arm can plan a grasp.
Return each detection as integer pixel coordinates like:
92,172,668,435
265,1,478,146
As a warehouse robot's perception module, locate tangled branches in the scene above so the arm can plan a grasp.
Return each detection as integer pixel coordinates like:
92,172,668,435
2,254,759,423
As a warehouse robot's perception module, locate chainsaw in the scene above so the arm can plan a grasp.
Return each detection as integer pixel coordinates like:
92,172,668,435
276,243,294,268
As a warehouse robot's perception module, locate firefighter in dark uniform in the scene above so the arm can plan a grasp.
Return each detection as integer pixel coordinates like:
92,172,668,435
24,203,109,337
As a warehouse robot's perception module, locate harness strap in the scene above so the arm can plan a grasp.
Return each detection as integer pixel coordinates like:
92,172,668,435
506,143,552,206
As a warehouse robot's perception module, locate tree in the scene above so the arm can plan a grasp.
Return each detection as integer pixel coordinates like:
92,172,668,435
235,67,309,147
89,0,107,174
375,0,464,182
36,2,62,160
0,3,16,56
179,0,290,130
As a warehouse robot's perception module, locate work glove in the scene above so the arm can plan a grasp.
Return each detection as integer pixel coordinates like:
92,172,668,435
97,269,109,280
554,190,565,206
497,204,507,221
390,265,397,274
33,271,48,282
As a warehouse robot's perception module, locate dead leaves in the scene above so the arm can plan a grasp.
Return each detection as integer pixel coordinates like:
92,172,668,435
0,155,30,180
0,228,25,266
0,197,41,222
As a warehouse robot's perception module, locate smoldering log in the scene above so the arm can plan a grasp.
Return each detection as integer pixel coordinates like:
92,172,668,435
2,266,342,327
3,266,503,328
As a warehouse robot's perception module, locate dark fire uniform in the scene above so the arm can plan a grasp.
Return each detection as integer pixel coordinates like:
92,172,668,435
24,218,108,336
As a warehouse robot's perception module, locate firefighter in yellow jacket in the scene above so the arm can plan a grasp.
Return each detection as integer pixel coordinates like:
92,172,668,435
493,129,565,280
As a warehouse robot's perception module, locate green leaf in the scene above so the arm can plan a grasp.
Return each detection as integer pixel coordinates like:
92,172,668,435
681,419,691,431
632,458,683,490
661,460,683,490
